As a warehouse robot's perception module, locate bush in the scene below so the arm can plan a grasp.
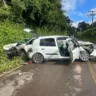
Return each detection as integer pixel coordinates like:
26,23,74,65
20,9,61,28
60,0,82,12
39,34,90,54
79,27,96,43
0,21,31,73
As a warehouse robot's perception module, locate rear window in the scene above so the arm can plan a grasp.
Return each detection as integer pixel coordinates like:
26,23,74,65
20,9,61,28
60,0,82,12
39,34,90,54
40,38,56,46
57,37,68,40
57,37,68,47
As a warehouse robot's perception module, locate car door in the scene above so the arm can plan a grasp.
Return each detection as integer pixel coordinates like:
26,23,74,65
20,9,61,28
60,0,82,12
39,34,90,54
40,38,59,59
67,39,80,63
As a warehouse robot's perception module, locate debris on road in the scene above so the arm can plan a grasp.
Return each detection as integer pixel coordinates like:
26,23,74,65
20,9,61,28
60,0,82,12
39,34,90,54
22,61,33,65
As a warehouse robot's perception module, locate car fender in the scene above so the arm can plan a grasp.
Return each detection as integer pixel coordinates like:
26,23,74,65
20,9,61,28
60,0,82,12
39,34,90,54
21,45,32,53
90,49,96,57
79,46,86,51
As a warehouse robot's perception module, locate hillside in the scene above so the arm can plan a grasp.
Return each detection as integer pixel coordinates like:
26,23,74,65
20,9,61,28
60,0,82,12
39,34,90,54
0,21,32,72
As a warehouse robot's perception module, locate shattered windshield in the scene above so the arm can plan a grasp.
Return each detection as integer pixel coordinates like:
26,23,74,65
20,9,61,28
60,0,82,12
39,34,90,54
17,38,31,46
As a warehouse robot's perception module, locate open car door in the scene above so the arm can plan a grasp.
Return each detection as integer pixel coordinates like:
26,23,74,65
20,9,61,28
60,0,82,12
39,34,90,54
67,39,80,63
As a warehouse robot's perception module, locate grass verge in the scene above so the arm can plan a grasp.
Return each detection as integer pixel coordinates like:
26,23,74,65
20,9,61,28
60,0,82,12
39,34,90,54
0,57,23,74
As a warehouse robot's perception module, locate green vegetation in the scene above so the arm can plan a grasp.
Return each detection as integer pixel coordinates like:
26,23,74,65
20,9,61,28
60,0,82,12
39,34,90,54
77,21,96,43
0,0,70,73
0,21,31,73
0,0,68,32
0,57,23,73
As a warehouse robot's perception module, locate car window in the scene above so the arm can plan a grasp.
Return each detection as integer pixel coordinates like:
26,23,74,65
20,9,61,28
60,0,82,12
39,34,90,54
17,38,31,46
40,38,56,46
67,39,78,51
57,37,68,40
57,37,67,47
26,39,34,45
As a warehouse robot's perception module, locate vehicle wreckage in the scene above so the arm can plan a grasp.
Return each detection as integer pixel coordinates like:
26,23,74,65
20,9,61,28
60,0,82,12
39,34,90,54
3,29,96,64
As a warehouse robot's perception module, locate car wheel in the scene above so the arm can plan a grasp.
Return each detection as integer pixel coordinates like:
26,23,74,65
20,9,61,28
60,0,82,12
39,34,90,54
79,51,89,61
32,53,44,64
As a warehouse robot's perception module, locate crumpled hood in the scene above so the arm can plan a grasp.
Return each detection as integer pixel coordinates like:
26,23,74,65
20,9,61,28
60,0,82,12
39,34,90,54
3,43,17,51
78,41,93,45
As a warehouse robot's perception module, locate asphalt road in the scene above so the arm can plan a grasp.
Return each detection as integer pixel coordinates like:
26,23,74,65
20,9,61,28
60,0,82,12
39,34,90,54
0,60,96,96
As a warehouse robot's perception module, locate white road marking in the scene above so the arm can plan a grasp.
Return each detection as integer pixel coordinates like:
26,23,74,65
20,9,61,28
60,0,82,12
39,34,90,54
88,61,96,83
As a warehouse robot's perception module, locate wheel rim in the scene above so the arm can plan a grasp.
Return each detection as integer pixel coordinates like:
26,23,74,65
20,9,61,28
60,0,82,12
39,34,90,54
80,51,89,61
33,53,44,64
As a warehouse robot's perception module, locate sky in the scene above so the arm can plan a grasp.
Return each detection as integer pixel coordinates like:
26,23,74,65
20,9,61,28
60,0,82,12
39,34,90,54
61,0,96,27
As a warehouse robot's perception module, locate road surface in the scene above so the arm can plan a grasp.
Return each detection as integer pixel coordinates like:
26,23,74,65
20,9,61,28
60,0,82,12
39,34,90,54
0,60,96,96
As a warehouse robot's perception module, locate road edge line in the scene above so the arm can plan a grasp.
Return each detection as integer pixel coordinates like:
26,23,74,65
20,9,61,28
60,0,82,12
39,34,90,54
0,65,23,78
88,62,96,83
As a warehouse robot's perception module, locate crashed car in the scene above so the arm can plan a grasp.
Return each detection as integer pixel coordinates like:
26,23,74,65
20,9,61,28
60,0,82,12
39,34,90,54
3,35,96,64
3,38,34,58
78,40,94,53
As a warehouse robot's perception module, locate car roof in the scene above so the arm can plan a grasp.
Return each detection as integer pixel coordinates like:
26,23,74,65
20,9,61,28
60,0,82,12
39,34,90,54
38,35,69,39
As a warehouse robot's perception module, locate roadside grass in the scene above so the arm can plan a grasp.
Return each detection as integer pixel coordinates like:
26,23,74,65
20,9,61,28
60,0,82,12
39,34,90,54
35,27,67,36
0,21,31,74
78,36,96,43
0,57,23,73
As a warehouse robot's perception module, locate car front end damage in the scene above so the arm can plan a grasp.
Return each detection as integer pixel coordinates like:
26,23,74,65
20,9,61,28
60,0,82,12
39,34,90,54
78,41,96,59
3,43,18,58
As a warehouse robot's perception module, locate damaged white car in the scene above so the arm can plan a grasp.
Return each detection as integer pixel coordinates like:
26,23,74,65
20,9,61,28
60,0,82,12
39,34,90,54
3,38,34,58
3,35,96,64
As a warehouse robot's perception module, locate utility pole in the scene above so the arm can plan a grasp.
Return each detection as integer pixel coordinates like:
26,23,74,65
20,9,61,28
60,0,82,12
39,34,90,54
88,10,96,33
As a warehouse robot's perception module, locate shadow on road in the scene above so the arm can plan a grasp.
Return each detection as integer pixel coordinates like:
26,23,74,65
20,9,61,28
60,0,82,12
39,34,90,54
43,60,71,66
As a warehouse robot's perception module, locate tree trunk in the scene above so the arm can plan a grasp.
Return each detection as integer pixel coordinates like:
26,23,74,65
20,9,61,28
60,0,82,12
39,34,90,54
2,0,7,7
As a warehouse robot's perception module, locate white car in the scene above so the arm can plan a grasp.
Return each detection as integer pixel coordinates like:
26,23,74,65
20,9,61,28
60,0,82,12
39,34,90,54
3,35,96,64
3,38,33,58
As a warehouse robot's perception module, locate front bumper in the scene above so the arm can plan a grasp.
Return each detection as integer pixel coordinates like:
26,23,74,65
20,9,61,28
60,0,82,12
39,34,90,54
4,48,18,58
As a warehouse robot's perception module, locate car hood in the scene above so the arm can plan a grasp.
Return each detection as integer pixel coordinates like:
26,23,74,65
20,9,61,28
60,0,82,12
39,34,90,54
78,41,93,45
3,43,17,51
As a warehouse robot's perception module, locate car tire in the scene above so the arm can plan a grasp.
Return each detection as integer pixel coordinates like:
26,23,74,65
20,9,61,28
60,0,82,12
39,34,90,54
79,51,89,61
32,53,44,64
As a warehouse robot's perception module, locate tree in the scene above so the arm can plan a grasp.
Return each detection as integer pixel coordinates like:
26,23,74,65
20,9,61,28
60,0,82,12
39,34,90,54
78,21,90,32
21,0,67,31
0,0,10,21
0,0,68,32
9,0,26,23
2,0,7,7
